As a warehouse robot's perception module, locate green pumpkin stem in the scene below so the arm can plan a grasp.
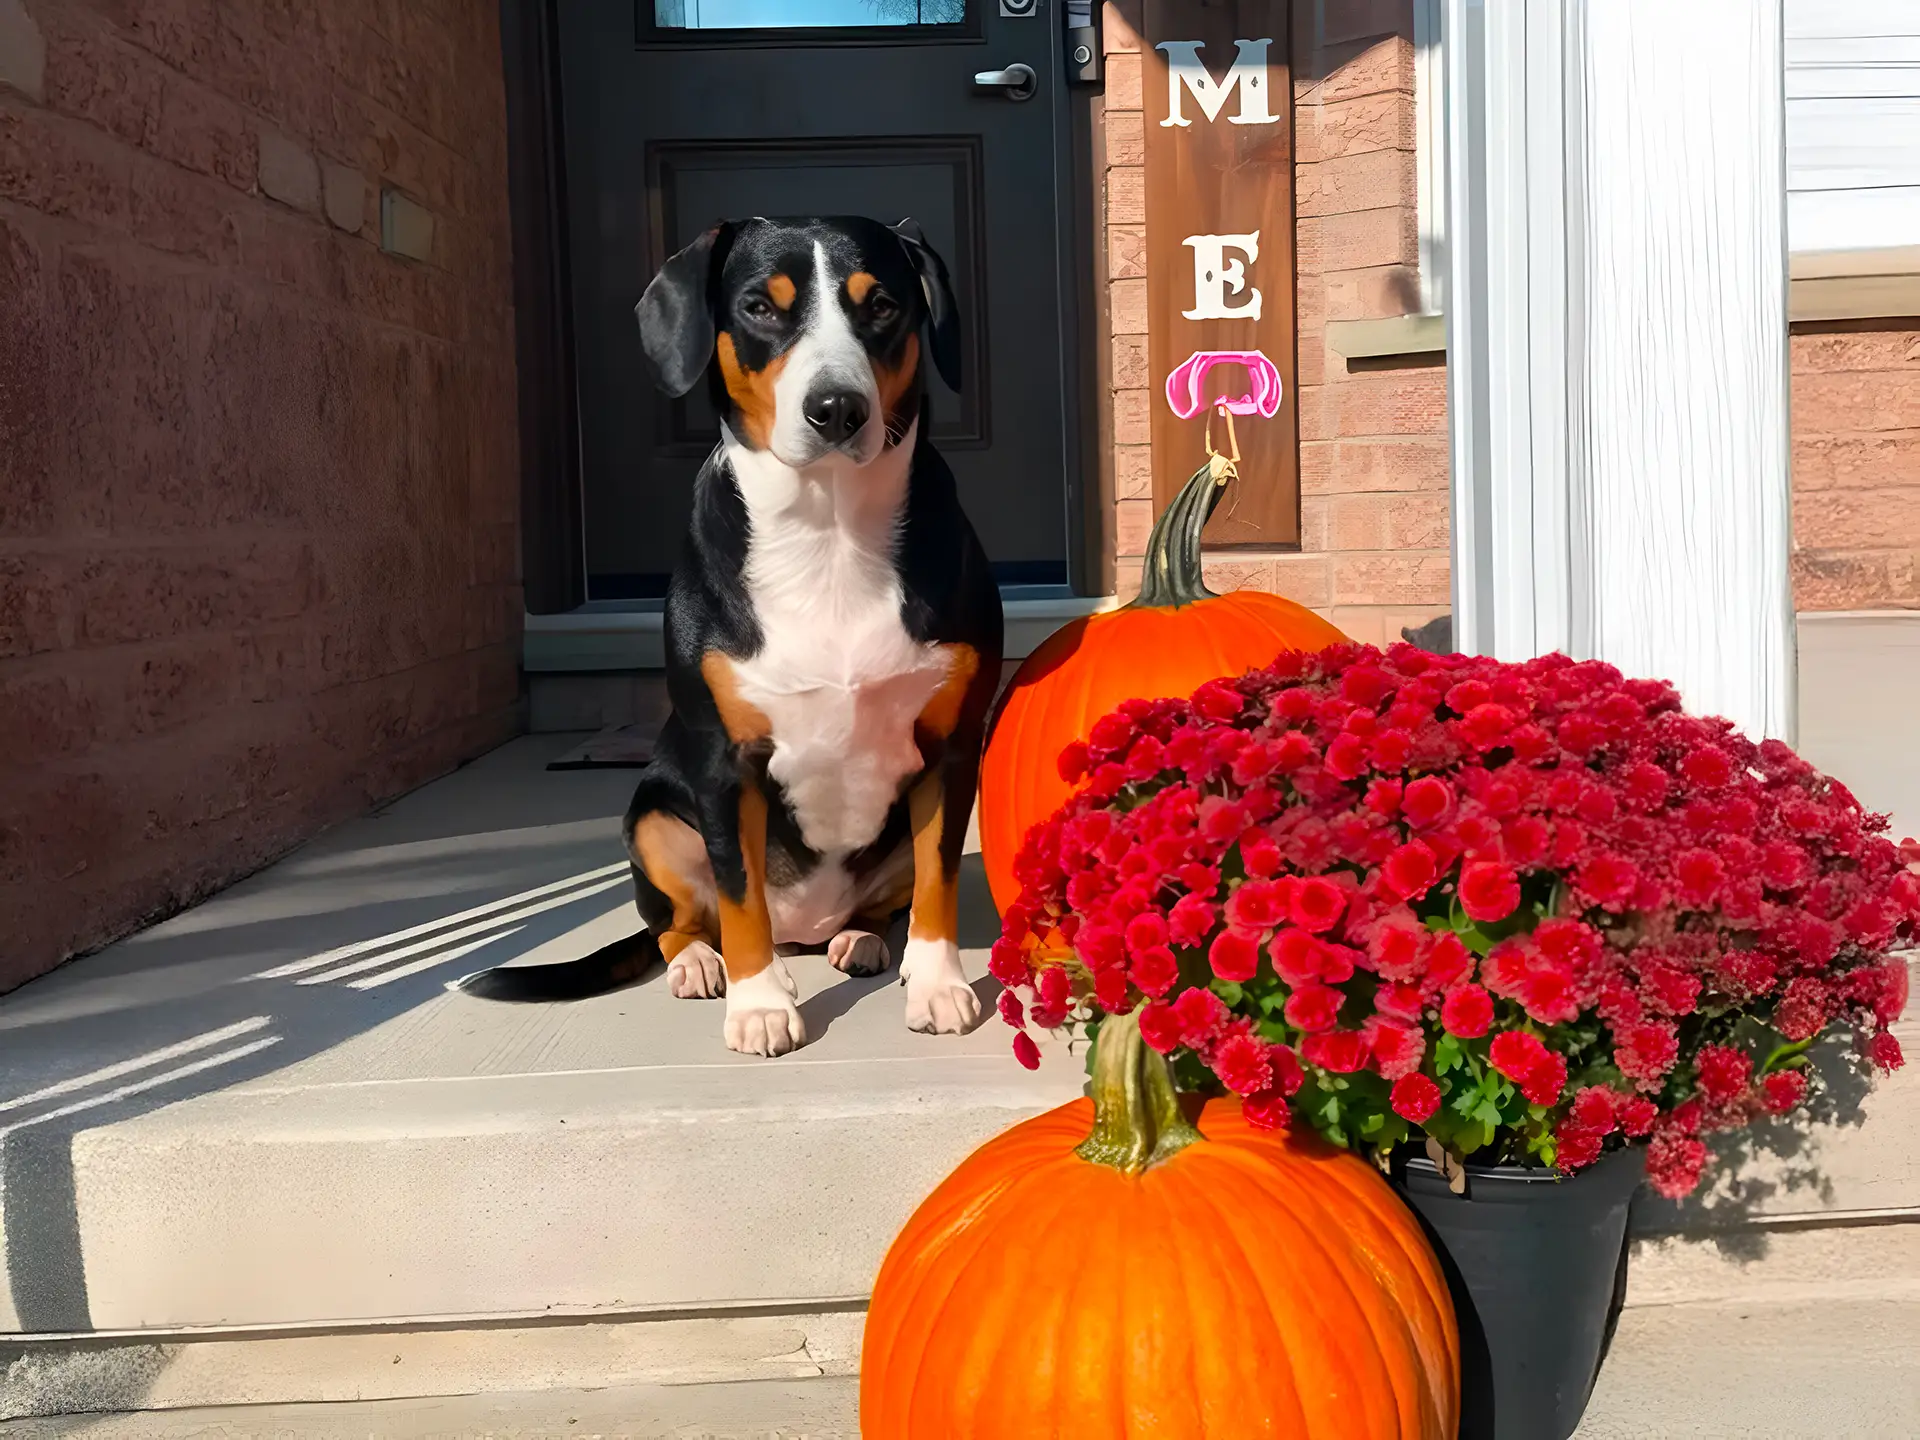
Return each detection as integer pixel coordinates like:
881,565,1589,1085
1131,459,1229,610
1075,1008,1204,1174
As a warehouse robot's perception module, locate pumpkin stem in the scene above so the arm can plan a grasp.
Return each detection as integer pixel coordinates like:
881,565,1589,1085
1131,459,1228,610
1075,1008,1204,1174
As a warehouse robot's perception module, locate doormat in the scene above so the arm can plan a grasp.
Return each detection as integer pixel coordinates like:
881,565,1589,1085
546,723,659,770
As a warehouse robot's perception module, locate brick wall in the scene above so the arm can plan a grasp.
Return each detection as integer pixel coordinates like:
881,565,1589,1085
0,0,524,992
1790,321,1920,611
1098,1,1449,647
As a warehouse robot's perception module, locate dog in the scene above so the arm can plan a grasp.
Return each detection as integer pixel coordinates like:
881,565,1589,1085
464,217,1004,1056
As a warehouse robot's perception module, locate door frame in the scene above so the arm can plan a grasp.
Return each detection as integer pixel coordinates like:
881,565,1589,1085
499,0,1111,614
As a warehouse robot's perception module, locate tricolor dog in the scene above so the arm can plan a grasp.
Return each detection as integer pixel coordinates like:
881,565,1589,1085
465,217,1004,1056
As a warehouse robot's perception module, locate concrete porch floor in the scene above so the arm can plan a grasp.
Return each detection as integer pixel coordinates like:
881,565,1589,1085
3,691,1918,1423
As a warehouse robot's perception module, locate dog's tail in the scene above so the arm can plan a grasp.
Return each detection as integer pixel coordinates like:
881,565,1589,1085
458,928,662,1002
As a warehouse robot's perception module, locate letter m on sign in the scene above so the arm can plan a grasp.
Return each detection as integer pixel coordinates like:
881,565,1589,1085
1156,39,1279,127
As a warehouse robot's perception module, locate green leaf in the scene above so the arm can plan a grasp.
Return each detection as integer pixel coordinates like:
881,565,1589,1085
1433,1033,1464,1074
1211,980,1246,1008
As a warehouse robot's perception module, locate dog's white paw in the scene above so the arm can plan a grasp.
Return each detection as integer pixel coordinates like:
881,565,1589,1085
723,961,807,1056
667,940,726,998
900,938,981,1035
828,929,892,977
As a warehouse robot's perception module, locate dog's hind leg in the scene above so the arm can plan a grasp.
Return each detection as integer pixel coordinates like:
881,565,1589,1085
628,809,726,997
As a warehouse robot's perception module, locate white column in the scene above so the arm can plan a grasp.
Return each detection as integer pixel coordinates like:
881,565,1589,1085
1445,0,1796,742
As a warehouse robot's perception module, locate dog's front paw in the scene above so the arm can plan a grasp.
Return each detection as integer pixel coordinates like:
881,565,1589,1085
828,928,892,977
900,938,981,1035
667,940,726,998
723,961,808,1056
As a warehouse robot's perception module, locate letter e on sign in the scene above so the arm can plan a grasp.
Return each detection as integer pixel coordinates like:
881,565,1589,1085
1183,232,1262,321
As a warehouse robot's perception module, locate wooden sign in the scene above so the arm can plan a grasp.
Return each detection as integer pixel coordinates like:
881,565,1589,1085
1144,2,1299,547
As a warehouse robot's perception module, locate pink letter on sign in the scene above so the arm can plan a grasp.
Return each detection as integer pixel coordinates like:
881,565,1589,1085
1165,350,1284,420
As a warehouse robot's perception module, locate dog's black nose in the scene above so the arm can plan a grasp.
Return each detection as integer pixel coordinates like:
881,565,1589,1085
802,389,870,444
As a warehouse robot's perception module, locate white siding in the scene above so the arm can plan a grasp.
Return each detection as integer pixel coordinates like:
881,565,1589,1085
1787,0,1920,255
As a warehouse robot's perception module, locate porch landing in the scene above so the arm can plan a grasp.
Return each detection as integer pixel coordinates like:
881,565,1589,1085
2,733,1916,1421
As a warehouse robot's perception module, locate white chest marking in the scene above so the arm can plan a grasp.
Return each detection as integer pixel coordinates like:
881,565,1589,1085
725,421,950,858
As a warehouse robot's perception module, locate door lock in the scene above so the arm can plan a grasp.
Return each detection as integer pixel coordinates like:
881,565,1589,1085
973,63,1038,102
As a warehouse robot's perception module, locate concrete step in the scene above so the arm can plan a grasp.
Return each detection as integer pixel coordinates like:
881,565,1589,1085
6,1298,1919,1438
2,734,1915,1420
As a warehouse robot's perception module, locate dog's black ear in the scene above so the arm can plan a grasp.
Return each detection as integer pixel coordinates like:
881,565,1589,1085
891,218,962,394
637,224,731,398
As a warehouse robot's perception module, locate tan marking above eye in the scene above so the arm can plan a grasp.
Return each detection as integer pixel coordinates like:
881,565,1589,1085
847,271,878,304
767,274,796,310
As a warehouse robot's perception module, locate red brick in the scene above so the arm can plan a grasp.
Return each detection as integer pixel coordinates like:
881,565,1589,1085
1202,554,1279,594
1333,554,1451,606
0,208,54,535
0,554,69,659
1105,111,1144,167
1322,263,1424,317
129,153,246,266
1111,276,1147,335
1115,498,1152,557
1110,333,1148,390
70,541,318,648
1106,49,1142,111
1115,444,1153,501
1301,438,1450,495
1327,492,1451,551
1792,372,1920,434
1790,325,1920,375
1297,207,1417,273
1113,388,1151,447
1296,148,1416,217
1107,164,1144,227
1792,432,1920,491
1300,369,1449,441
1307,35,1414,102
1102,0,1142,53
1297,91,1413,163
1270,555,1334,608
0,98,132,229
1791,550,1920,610
1794,488,1920,551
39,6,165,150
1108,223,1146,280
1299,495,1329,551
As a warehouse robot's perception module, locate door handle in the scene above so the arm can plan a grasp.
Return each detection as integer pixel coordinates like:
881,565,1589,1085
973,62,1037,102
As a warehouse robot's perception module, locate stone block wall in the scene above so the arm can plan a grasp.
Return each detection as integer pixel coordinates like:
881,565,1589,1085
0,0,523,991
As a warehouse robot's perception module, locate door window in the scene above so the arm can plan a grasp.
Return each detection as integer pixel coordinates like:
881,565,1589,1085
652,0,965,28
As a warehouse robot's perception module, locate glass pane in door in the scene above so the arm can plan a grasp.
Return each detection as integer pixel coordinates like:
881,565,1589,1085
654,0,965,29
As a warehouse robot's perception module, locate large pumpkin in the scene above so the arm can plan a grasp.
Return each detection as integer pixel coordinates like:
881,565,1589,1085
980,459,1348,914
861,1011,1459,1439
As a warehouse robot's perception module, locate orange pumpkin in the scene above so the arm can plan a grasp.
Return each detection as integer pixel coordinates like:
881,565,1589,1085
980,460,1348,915
861,1011,1459,1439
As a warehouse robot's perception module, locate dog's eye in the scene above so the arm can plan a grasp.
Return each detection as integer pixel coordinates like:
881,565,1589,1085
741,296,778,323
868,293,900,322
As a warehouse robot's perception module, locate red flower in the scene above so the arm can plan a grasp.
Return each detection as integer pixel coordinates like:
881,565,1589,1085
1139,1001,1185,1054
1168,893,1218,947
1569,1086,1619,1133
1012,1031,1041,1070
1377,982,1426,1020
1674,848,1727,908
1577,853,1641,909
1680,746,1735,790
1270,1043,1306,1095
1489,1031,1551,1085
1773,977,1830,1042
1213,1032,1274,1096
1225,879,1289,930
1618,1096,1659,1137
1391,1073,1442,1123
1242,1088,1292,1130
1441,983,1495,1038
1694,1044,1753,1102
1268,928,1324,987
1208,927,1262,984
1130,944,1179,998
1368,1018,1426,1079
1519,1050,1567,1106
1284,983,1345,1034
1761,1069,1809,1114
1056,740,1090,783
1301,1029,1371,1072
1459,862,1522,922
1125,912,1169,956
1367,920,1426,982
997,989,1025,1028
1646,1132,1711,1198
1868,1031,1905,1073
1555,1124,1605,1171
1424,933,1474,992
1382,841,1439,900
1402,775,1456,828
1290,877,1348,934
1616,1020,1681,1085
1172,986,1230,1046
1518,961,1580,1026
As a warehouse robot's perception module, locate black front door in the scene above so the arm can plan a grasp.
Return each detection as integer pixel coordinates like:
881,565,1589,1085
555,0,1086,601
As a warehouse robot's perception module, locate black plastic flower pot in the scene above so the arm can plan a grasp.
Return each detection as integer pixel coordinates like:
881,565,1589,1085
1390,1145,1645,1440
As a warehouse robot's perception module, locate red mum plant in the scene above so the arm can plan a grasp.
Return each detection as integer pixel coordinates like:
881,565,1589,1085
991,643,1918,1199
